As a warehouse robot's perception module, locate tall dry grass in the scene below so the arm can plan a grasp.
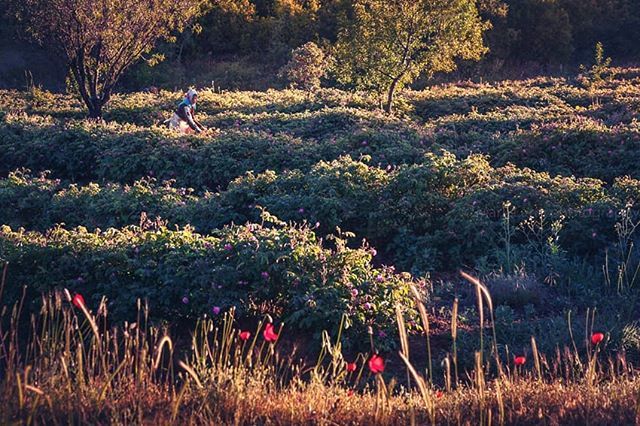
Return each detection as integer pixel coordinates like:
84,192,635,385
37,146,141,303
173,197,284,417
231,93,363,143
1,269,639,425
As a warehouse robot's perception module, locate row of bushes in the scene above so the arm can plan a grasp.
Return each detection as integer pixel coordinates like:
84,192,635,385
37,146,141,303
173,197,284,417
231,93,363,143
3,112,639,204
417,79,640,181
4,79,640,185
15,77,638,128
3,154,638,273
0,111,428,190
0,212,419,347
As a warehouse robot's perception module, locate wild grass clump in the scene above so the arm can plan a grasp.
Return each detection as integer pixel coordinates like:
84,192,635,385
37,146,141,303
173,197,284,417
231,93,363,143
1,270,639,425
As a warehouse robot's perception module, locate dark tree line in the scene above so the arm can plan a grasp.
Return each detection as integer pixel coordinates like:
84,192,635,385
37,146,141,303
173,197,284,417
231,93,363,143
182,0,639,66
1,0,638,116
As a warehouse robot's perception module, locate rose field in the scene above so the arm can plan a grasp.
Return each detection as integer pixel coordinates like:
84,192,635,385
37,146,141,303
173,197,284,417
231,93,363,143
2,69,640,424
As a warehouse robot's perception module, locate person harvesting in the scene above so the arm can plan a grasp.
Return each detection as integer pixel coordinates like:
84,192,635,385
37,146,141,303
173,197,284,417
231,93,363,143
166,88,207,134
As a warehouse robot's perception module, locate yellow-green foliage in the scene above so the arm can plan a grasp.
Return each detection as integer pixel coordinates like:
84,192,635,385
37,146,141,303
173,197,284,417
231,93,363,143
333,0,489,112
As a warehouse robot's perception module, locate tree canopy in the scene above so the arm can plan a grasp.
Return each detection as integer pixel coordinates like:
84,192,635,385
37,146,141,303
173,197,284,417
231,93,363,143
12,0,206,117
333,0,489,113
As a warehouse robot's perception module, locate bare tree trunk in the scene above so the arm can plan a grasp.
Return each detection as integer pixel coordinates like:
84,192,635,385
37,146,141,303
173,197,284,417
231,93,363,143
88,102,103,119
70,54,110,119
384,77,401,114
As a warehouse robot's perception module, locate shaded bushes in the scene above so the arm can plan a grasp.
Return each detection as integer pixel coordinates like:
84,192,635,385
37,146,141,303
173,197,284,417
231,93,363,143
0,106,431,190
0,213,418,346
1,153,635,275
4,81,640,186
0,115,335,190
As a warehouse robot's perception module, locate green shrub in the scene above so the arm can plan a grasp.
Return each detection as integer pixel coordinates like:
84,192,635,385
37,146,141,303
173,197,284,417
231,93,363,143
0,170,204,230
495,119,640,182
278,42,331,91
0,115,334,190
1,151,635,276
0,212,419,347
221,156,390,236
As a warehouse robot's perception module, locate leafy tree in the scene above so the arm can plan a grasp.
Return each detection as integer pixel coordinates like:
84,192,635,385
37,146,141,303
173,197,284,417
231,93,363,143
278,42,331,90
194,0,258,55
11,0,206,118
560,0,640,61
333,0,489,113
507,0,573,65
317,0,354,43
267,0,321,58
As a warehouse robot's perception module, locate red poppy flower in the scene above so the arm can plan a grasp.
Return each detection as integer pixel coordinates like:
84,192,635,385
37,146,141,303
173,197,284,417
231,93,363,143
514,356,526,366
263,323,279,342
368,354,385,374
239,331,251,341
591,332,605,345
72,294,85,309
436,390,444,399
346,362,357,372
347,389,354,397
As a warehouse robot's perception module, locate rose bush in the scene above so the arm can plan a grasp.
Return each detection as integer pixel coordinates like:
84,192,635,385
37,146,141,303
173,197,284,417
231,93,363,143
0,212,419,347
